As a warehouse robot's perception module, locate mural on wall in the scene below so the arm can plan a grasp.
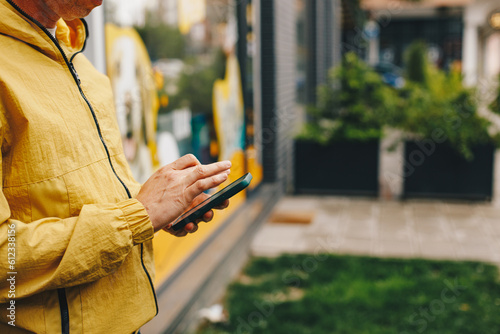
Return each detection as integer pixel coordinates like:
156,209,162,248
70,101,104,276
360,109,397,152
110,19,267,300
102,0,263,283
243,0,263,189
213,53,246,179
178,0,206,34
105,24,159,183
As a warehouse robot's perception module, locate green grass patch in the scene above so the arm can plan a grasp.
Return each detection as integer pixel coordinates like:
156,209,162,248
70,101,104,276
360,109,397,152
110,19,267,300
196,255,500,334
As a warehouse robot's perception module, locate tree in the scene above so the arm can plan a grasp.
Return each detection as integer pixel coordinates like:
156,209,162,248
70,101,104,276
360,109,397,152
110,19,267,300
162,49,226,115
135,22,186,61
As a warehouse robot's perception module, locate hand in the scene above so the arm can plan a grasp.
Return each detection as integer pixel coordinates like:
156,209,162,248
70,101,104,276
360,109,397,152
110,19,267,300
136,154,231,233
162,195,230,237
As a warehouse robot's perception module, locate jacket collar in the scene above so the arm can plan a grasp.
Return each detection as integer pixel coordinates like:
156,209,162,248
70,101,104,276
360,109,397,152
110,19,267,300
0,0,88,61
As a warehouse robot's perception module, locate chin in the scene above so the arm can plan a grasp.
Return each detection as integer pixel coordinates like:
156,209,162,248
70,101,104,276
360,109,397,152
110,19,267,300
75,1,103,18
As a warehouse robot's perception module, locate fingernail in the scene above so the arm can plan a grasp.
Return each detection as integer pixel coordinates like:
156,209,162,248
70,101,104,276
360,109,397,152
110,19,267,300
222,161,231,168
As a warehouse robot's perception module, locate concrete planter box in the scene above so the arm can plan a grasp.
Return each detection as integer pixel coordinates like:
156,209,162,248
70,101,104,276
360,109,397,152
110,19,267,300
402,141,495,201
294,140,379,196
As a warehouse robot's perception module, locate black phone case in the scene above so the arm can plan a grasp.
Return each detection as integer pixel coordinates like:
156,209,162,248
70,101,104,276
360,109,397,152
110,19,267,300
170,173,253,231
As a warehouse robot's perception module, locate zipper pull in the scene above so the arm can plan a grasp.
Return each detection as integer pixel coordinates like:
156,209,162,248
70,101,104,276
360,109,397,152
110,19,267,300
69,62,81,85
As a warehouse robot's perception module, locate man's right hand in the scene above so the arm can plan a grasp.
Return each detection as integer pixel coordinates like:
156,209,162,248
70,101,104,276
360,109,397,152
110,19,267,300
136,154,231,233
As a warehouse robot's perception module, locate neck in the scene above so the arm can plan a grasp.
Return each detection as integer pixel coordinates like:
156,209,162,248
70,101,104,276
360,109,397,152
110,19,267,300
11,0,59,28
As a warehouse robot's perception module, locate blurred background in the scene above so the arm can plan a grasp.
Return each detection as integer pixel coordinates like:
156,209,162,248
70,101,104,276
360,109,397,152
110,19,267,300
83,0,500,332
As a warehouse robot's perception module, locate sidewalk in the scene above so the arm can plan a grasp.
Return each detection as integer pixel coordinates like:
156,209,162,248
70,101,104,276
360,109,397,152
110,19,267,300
251,195,500,264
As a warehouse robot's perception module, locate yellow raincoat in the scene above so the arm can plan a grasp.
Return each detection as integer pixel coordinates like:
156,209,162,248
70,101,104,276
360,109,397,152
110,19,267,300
0,0,158,332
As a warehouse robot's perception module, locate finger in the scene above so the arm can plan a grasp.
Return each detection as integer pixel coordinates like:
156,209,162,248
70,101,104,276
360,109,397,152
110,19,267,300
213,199,230,210
188,192,211,210
201,210,214,222
184,222,198,233
162,225,188,237
185,172,228,202
175,230,188,237
172,154,201,170
185,160,231,186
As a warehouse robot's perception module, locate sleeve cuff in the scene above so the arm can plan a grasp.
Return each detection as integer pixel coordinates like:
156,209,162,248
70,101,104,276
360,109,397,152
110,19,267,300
117,198,154,245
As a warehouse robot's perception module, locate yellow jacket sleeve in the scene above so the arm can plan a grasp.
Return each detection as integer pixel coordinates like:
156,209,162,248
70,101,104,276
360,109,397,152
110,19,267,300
0,192,154,302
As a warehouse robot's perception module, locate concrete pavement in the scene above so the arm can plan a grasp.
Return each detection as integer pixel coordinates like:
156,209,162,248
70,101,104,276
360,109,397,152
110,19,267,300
251,196,500,264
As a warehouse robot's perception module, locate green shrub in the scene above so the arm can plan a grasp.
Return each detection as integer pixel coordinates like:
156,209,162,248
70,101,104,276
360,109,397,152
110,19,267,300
297,46,498,159
489,74,500,116
405,40,429,86
297,52,399,143
398,41,496,160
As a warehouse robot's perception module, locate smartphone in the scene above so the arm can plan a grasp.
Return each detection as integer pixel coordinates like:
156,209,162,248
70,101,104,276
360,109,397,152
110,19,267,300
170,173,253,231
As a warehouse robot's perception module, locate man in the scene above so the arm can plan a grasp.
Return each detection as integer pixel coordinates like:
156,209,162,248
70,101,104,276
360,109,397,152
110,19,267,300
0,0,231,332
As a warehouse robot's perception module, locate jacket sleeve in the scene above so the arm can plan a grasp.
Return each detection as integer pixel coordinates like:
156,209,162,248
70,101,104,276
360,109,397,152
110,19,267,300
0,181,154,302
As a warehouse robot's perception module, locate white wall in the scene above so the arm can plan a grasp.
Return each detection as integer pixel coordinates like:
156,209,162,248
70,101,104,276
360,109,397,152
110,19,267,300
83,7,107,74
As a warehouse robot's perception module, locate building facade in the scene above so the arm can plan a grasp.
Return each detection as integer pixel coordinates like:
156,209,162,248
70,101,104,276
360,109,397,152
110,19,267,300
462,0,500,87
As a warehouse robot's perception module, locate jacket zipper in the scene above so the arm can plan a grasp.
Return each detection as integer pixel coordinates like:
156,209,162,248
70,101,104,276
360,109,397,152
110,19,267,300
57,289,70,334
67,51,158,316
67,53,158,317
6,0,159,325
68,56,132,199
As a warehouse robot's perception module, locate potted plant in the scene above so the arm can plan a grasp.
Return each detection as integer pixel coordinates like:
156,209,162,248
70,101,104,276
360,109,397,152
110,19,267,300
396,42,500,200
295,52,399,195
